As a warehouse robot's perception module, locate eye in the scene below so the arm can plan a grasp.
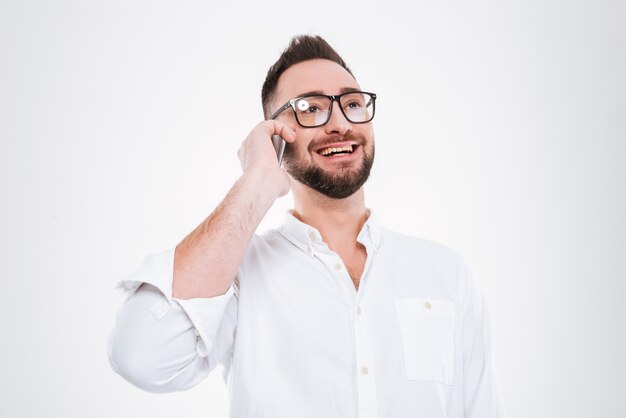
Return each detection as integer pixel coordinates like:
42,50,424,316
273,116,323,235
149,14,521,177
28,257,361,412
344,100,364,111
296,99,321,113
306,105,320,113
297,100,310,111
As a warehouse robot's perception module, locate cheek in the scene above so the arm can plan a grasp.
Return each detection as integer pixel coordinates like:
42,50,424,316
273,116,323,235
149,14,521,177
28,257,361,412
363,125,375,141
292,133,315,155
284,137,312,162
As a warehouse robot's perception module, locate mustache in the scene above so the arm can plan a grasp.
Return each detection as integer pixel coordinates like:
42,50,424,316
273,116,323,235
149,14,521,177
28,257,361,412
307,132,367,152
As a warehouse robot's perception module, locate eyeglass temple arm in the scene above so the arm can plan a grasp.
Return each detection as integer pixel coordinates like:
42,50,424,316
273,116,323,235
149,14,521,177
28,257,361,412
269,102,292,120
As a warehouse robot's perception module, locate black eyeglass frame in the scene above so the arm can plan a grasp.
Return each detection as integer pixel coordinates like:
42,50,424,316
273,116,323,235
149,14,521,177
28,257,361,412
269,91,377,128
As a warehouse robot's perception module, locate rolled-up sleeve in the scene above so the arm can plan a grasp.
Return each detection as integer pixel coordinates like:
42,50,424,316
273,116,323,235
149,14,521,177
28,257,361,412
107,248,238,393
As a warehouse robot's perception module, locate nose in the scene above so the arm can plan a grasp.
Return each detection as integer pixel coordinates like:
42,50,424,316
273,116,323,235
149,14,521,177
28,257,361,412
323,99,352,135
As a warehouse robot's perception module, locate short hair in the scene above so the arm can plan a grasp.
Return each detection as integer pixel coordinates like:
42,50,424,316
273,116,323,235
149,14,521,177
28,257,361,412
261,35,354,119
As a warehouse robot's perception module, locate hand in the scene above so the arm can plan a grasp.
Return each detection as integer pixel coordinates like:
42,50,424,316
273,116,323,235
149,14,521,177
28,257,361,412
237,120,297,198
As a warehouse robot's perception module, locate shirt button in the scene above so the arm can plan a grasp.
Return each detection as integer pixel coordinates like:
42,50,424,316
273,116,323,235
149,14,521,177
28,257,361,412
308,230,316,240
356,306,362,315
334,262,342,270
193,328,200,337
361,366,369,375
424,301,432,310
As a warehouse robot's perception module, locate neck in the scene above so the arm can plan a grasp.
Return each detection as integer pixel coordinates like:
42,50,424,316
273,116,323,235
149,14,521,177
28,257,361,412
291,182,368,251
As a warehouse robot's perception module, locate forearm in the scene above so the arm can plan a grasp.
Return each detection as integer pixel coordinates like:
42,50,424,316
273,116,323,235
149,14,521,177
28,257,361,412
172,169,281,299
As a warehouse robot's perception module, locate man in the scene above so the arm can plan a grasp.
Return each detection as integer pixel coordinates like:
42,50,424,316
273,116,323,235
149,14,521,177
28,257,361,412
108,35,505,418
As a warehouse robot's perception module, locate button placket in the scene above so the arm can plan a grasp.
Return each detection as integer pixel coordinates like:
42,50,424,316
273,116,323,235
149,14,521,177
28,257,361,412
352,301,379,416
321,254,354,293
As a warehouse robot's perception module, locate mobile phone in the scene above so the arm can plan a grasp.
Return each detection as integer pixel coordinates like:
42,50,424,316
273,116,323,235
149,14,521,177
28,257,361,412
272,134,286,165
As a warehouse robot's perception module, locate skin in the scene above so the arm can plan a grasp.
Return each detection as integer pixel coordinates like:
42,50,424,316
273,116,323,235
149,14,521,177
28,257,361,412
172,58,374,298
273,59,374,287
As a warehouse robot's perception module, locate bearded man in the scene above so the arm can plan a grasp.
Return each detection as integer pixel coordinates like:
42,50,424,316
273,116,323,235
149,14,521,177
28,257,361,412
109,35,505,418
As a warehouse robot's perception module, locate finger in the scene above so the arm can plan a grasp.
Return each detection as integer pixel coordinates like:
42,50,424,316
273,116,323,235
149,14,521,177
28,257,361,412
264,120,297,143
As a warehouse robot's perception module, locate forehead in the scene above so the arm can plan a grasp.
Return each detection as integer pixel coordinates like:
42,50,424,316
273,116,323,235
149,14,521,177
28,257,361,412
274,58,360,104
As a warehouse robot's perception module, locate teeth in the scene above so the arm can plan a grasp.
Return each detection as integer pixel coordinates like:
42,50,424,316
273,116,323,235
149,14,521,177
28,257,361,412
319,145,353,156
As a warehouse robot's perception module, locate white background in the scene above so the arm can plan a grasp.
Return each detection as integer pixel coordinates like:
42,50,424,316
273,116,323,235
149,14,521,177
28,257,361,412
1,0,625,417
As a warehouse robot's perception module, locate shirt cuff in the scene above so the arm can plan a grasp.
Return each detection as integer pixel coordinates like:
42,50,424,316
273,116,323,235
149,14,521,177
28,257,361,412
174,286,236,357
115,248,176,302
115,247,237,358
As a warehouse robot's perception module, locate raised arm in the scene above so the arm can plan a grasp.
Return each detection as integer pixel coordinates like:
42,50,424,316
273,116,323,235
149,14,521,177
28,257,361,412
173,120,296,299
108,121,296,392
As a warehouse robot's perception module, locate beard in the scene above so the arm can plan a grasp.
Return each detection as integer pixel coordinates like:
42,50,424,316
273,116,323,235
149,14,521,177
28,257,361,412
282,133,375,200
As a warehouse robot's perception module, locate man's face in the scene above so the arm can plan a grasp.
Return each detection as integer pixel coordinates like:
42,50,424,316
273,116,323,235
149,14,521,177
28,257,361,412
271,59,375,199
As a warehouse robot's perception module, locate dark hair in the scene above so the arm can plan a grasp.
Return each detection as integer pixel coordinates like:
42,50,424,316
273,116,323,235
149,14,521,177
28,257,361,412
261,35,354,119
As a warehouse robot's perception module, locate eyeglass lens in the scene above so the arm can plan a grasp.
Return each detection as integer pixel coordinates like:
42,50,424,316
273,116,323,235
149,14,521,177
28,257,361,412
294,93,375,127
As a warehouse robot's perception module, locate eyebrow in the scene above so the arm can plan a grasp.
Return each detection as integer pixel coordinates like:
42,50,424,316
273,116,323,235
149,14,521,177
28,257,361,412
297,87,361,97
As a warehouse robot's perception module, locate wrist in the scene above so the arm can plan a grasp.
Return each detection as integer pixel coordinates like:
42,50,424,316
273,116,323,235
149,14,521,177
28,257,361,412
240,167,287,200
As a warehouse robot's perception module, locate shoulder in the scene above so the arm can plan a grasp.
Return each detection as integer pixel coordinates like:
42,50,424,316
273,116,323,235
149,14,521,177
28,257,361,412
237,229,290,268
248,228,285,251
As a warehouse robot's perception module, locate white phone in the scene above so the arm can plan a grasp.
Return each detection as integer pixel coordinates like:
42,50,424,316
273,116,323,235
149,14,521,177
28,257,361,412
272,134,286,165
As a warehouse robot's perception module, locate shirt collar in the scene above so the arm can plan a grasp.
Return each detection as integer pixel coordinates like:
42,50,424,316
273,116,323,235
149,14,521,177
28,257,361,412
278,208,382,256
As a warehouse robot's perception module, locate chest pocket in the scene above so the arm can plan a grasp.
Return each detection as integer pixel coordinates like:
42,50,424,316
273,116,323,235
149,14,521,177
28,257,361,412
394,298,456,385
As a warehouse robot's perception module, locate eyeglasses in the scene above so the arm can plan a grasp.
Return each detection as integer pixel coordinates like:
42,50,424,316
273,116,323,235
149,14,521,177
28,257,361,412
270,91,377,128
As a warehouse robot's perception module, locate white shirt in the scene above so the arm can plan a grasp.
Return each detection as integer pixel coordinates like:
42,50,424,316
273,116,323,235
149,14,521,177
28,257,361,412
108,210,505,418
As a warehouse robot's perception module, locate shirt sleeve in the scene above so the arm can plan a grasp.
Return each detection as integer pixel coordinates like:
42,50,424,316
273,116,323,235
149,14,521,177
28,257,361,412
107,248,238,393
459,257,506,418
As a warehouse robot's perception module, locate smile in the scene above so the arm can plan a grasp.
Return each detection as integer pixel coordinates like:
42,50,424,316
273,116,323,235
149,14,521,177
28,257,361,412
318,145,355,156
314,141,361,158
